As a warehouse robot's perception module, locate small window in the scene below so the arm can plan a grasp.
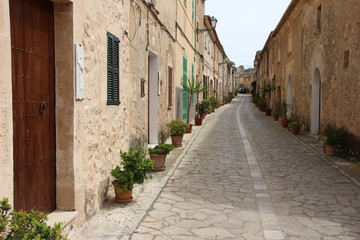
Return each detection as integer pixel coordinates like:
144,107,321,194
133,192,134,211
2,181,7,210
107,32,120,105
343,50,350,69
141,78,145,97
192,0,195,22
316,5,322,31
168,67,173,107
288,32,292,54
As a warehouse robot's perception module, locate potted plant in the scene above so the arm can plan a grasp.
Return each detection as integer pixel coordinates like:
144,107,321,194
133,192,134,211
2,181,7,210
258,97,267,112
198,103,207,119
323,125,348,155
272,101,281,121
194,103,206,125
0,198,67,239
111,147,154,203
261,81,275,115
209,96,220,112
289,121,300,134
201,99,211,115
167,120,188,147
148,144,174,171
280,101,289,127
181,78,207,125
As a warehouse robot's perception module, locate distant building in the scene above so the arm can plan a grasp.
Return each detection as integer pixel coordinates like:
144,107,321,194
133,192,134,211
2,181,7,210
234,66,255,91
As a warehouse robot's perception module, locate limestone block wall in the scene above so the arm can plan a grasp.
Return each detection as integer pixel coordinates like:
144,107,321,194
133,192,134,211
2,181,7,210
69,0,132,221
261,0,360,153
0,0,13,203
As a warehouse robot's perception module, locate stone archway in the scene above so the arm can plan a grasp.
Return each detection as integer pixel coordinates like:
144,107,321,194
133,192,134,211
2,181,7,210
311,68,321,134
287,76,293,119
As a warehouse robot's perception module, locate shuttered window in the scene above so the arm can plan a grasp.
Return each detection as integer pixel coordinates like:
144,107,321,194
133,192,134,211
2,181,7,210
168,66,173,107
107,32,120,105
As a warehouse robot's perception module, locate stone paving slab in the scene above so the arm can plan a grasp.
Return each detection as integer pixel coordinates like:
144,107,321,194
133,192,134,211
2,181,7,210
69,95,360,240
131,96,360,240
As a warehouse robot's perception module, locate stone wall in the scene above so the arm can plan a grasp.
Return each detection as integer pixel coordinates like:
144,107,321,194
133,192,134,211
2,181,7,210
0,0,13,203
259,0,360,155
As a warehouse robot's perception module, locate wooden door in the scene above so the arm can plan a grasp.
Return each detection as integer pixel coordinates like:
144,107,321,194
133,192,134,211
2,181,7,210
10,0,56,213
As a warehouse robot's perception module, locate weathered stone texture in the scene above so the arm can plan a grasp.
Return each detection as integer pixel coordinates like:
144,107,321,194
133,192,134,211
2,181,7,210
258,0,360,151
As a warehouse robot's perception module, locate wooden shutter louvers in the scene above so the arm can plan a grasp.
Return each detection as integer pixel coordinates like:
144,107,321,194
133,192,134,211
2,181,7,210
107,32,120,105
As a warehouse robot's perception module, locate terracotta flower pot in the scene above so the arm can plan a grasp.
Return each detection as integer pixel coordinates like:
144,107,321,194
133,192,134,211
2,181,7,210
324,144,337,155
195,118,203,125
150,154,166,171
265,109,272,116
113,185,133,203
200,113,206,119
171,135,183,147
281,119,289,128
273,116,279,121
291,126,299,134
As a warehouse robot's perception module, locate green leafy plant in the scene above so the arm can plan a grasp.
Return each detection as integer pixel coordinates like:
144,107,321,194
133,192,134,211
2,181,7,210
209,96,221,110
181,78,207,123
272,101,281,117
148,144,174,155
201,99,211,113
280,101,288,119
324,125,348,146
0,198,67,240
197,103,206,116
289,121,301,127
261,81,276,109
111,147,154,194
167,120,188,136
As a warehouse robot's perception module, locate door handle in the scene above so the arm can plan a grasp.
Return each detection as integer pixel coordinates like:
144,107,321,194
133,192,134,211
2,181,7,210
40,101,46,114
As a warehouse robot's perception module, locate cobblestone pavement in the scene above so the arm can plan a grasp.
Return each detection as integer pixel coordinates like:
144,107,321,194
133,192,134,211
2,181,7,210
131,95,360,240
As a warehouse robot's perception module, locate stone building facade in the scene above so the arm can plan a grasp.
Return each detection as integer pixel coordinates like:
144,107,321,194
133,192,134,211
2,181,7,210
256,0,360,153
234,66,255,91
0,0,233,228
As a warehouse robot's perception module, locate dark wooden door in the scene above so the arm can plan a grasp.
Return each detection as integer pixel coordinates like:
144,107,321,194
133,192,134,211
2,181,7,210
10,0,56,213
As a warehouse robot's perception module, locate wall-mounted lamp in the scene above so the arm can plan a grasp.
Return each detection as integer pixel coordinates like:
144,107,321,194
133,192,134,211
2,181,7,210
197,16,217,34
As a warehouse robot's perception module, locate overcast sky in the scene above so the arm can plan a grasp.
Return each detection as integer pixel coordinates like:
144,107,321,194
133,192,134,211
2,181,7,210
205,0,291,68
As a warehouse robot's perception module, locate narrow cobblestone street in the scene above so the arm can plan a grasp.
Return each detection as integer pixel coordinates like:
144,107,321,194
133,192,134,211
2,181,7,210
131,95,360,240
69,95,360,240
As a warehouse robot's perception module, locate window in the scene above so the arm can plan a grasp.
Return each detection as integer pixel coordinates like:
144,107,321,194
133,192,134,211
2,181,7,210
141,78,145,97
343,50,350,69
191,64,195,104
192,0,195,22
107,32,120,105
168,66,173,107
288,32,292,54
203,75,208,99
316,4,322,31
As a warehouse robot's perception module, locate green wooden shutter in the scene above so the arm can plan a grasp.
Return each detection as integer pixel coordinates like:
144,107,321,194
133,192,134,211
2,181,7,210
192,0,195,22
191,64,195,104
107,32,120,105
182,56,188,121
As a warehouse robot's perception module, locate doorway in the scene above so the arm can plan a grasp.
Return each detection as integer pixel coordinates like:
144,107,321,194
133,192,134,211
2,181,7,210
10,0,56,212
311,68,321,134
148,52,159,144
287,76,293,119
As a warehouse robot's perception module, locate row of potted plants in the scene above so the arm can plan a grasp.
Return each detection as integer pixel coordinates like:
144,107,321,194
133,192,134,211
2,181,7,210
111,84,237,203
253,95,351,157
110,118,191,203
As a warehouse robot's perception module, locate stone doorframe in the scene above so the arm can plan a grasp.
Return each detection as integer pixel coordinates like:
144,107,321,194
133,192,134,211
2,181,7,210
311,68,321,135
52,0,76,211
